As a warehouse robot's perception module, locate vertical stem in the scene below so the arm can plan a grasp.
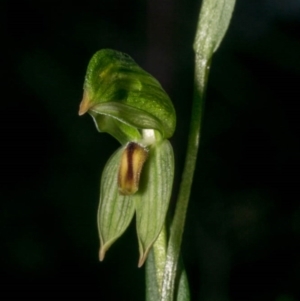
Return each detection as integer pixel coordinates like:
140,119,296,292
160,56,210,301
146,225,168,301
146,1,236,299
160,0,236,297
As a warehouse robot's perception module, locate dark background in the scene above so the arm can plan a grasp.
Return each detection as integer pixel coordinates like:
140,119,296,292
3,0,300,300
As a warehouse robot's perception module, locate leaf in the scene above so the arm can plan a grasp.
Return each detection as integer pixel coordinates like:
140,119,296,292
98,146,136,261
193,0,236,59
134,140,174,267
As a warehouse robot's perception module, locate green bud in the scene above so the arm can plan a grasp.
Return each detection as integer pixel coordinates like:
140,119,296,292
79,49,176,143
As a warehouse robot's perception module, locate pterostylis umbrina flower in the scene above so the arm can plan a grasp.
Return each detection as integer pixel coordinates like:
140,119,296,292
79,49,176,267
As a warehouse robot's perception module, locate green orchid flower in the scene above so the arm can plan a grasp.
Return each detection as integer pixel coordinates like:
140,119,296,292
79,49,176,266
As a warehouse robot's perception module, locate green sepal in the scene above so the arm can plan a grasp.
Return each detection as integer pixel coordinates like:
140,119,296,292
97,139,174,264
90,102,164,144
80,49,176,142
98,145,136,261
134,140,174,267
89,110,141,144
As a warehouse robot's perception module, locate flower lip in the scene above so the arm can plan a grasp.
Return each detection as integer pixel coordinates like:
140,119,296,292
118,142,148,195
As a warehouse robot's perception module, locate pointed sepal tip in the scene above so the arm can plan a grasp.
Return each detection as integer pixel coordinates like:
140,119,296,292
78,90,92,116
137,248,151,268
99,247,106,262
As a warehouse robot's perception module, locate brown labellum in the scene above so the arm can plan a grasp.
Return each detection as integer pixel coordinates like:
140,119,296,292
118,142,148,195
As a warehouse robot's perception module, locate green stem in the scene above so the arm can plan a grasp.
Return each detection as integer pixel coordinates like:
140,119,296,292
160,56,210,301
146,225,167,301
160,0,236,299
